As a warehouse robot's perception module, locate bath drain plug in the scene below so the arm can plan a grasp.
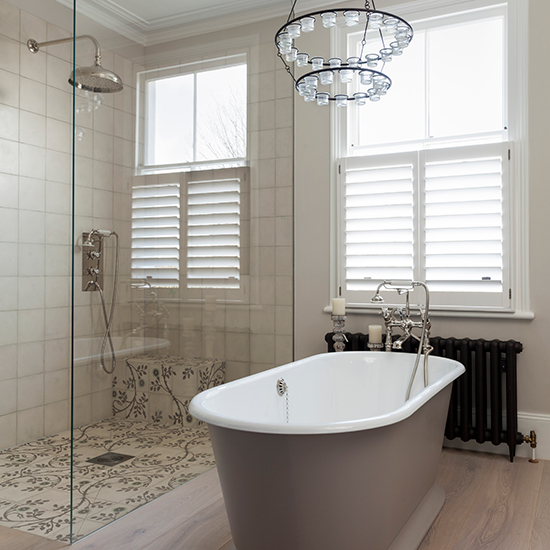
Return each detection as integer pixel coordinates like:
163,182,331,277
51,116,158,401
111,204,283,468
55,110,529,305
86,452,134,467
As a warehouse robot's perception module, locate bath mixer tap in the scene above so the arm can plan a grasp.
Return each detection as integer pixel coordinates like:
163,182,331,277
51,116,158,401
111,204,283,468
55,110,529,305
370,281,433,400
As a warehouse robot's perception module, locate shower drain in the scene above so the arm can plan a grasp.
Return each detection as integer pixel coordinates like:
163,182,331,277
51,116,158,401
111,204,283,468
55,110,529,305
86,452,134,467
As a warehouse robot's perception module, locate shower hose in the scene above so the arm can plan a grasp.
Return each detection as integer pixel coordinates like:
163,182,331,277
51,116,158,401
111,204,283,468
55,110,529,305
89,231,120,375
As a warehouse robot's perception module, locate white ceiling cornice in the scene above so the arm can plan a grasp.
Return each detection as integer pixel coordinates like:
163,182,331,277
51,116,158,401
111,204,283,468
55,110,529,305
61,0,348,47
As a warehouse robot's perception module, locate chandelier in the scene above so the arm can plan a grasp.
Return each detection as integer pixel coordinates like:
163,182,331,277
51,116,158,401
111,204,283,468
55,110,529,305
275,0,413,106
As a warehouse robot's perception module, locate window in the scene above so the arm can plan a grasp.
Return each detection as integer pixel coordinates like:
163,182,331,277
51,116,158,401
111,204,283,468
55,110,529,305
137,55,247,174
131,167,249,292
334,0,528,314
133,54,249,294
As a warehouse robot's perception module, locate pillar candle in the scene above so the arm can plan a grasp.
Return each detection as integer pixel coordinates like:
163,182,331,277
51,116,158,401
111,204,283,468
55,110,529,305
332,297,346,315
369,325,383,344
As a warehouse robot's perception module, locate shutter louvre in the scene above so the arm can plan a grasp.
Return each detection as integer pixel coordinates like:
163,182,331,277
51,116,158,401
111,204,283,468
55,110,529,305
131,183,180,287
187,175,241,289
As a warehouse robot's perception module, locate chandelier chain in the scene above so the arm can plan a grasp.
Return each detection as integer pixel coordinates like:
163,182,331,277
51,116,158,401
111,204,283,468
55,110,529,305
287,0,298,23
277,51,298,84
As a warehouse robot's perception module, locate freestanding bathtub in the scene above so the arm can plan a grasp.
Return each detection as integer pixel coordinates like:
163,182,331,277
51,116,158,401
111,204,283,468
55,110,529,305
190,351,465,550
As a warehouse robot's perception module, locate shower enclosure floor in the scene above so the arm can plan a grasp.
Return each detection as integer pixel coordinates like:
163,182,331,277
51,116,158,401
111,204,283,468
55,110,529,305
0,417,214,543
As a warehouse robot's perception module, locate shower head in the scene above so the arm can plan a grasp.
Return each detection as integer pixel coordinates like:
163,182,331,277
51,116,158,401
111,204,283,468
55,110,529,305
27,35,123,94
69,64,123,94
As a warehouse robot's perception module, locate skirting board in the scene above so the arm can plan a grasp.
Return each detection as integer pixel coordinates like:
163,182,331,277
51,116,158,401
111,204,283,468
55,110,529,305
443,411,550,461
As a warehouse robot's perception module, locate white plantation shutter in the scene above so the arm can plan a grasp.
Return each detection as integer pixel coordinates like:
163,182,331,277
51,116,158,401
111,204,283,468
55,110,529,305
186,171,244,289
132,183,180,288
341,154,415,294
423,143,509,308
339,144,510,309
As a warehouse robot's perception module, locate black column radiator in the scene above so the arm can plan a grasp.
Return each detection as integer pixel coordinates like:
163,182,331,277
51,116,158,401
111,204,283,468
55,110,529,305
324,333,524,462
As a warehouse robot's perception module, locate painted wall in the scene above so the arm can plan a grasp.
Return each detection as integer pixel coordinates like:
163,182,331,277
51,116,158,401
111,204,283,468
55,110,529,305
294,0,550,457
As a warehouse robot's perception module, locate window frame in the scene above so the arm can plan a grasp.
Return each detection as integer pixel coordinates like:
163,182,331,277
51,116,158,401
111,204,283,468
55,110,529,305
135,53,248,176
329,0,532,318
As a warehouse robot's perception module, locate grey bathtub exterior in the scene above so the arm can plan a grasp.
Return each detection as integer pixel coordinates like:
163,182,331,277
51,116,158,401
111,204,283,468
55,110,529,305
208,384,452,550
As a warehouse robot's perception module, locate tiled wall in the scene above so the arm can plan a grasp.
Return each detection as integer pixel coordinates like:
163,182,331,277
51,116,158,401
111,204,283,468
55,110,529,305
0,0,293,450
0,0,140,447
139,24,294,384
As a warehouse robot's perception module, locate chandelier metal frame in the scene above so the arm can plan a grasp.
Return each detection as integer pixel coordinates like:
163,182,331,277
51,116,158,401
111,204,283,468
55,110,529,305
274,1,414,105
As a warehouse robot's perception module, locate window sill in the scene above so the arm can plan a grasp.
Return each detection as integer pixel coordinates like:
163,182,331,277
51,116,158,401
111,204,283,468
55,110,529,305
322,306,535,320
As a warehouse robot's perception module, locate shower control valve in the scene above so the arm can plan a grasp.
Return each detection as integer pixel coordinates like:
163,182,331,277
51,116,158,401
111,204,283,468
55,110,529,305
87,250,101,260
87,267,100,276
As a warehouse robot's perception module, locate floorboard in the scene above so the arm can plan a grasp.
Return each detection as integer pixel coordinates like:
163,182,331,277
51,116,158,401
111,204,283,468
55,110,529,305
452,451,542,550
418,449,496,550
530,461,550,550
0,448,546,550
0,524,68,550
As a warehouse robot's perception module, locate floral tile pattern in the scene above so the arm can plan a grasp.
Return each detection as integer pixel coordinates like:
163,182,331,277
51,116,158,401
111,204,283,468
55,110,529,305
0,417,215,543
113,355,225,427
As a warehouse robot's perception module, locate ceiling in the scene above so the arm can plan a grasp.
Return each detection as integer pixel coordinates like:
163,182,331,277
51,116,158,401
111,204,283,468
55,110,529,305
63,0,340,46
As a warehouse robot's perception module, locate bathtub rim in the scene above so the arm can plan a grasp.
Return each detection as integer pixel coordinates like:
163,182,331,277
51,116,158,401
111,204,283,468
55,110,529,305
190,351,465,435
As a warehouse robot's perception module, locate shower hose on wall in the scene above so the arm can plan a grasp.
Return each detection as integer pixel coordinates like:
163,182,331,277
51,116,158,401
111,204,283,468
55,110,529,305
83,230,120,374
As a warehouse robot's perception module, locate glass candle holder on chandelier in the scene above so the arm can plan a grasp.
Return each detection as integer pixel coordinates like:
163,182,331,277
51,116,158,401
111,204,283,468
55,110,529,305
274,0,413,106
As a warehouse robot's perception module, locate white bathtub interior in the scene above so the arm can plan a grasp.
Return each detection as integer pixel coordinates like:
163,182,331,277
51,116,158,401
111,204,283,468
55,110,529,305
191,351,464,433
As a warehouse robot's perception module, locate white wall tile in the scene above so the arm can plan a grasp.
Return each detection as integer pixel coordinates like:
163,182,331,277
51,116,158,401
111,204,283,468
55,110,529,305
0,311,19,346
46,55,70,90
0,345,17,380
45,213,70,246
0,243,17,276
45,245,69,276
19,176,46,212
44,399,69,435
19,244,45,276
19,143,46,179
45,181,70,214
46,86,71,122
0,1,19,41
45,276,70,308
18,373,44,410
45,150,71,183
45,368,69,404
17,341,44,377
0,174,18,209
225,332,250,362
18,276,45,310
72,395,91,427
21,11,47,47
93,131,114,163
18,210,45,243
16,406,44,444
44,338,69,372
250,333,275,364
17,309,44,343
0,138,19,174
44,307,69,340
0,207,18,242
46,23,72,62
0,104,19,141
20,77,46,115
46,117,71,153
0,68,19,108
0,277,17,311
19,110,46,147
0,35,19,74
0,378,16,415
20,43,46,84
0,413,16,450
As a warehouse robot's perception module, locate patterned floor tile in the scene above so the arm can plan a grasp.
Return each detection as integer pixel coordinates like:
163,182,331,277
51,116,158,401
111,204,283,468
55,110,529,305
0,417,215,543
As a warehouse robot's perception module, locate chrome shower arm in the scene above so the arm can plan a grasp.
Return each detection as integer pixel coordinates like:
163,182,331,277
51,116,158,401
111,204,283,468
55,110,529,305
27,35,102,65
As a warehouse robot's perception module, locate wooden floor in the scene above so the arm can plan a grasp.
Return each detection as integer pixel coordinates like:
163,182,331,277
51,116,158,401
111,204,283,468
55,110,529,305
1,448,549,550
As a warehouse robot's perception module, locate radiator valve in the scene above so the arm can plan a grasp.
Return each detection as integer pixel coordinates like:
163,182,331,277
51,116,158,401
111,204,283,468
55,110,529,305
523,430,538,463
